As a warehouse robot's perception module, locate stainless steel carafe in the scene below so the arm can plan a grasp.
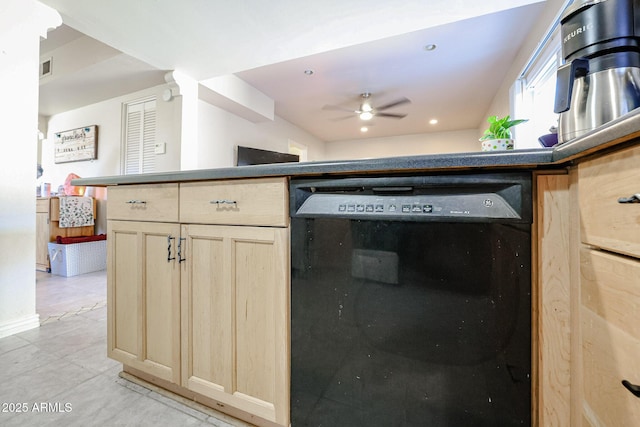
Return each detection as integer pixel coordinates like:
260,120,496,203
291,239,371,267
554,0,640,143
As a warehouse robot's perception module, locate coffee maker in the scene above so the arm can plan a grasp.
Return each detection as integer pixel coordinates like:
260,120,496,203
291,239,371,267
554,0,640,143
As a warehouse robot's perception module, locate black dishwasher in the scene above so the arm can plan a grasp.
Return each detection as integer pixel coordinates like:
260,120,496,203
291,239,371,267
290,172,532,427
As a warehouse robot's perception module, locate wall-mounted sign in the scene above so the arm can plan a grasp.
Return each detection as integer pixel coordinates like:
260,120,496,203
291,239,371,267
54,125,98,164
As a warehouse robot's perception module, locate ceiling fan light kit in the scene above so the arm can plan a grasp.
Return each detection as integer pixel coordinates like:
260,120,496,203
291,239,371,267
323,92,411,124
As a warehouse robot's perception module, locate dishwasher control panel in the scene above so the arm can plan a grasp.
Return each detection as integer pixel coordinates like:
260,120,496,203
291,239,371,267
290,173,532,223
339,202,433,214
297,193,519,220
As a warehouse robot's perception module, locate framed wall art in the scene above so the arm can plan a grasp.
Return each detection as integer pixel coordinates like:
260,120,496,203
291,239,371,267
54,125,98,164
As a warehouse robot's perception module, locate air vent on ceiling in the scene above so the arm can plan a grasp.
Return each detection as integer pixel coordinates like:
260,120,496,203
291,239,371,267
40,57,52,78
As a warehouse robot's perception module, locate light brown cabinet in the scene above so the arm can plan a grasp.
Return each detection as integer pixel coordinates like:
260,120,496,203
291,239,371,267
36,198,50,271
106,178,290,427
106,183,179,222
579,145,640,258
575,145,640,426
106,220,181,384
181,224,289,425
180,178,288,227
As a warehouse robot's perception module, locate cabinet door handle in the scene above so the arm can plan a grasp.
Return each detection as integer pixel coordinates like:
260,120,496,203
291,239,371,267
167,236,175,262
210,199,237,206
622,380,640,398
126,200,147,204
177,237,186,263
618,194,640,203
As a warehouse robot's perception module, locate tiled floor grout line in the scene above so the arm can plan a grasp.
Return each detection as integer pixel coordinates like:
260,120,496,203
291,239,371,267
116,373,242,426
0,271,252,426
40,300,107,325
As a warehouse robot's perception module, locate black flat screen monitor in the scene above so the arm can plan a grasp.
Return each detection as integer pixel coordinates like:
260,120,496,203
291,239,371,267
236,145,299,166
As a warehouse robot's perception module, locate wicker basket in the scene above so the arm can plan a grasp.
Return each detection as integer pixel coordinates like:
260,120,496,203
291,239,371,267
48,240,106,277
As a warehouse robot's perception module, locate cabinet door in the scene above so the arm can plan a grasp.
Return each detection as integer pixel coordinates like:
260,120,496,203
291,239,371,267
181,224,290,426
107,220,181,384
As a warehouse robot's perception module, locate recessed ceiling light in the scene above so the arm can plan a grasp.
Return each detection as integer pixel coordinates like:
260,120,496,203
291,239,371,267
424,44,437,51
429,118,438,125
360,126,369,132
304,69,314,75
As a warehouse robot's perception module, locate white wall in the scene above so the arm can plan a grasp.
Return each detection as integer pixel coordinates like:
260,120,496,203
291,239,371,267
41,88,326,231
197,100,325,168
44,91,326,183
42,84,182,233
481,0,567,143
0,0,61,338
324,129,480,160
43,84,183,187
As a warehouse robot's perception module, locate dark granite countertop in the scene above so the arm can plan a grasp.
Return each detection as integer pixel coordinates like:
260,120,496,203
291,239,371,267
74,108,640,187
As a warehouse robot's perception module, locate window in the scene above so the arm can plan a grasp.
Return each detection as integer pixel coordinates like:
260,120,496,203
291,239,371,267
512,0,572,149
122,98,156,174
514,43,562,149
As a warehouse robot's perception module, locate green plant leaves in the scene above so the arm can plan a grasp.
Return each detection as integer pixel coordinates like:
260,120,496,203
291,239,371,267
479,115,528,141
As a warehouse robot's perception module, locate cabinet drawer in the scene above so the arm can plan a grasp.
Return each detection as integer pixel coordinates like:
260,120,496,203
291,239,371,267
180,178,288,227
582,307,640,426
581,248,640,425
107,184,179,222
36,198,49,214
579,145,640,258
581,248,640,341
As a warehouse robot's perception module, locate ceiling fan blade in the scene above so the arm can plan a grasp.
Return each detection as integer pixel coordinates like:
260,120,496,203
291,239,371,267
375,112,407,119
330,115,356,122
322,104,358,113
376,97,411,111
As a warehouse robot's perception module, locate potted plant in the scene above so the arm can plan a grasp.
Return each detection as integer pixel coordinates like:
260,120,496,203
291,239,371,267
479,115,528,151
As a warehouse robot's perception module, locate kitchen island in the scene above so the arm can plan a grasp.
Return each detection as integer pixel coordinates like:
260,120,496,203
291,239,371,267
74,109,640,427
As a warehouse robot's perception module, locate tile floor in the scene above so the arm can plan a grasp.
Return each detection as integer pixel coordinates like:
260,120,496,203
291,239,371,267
0,270,249,427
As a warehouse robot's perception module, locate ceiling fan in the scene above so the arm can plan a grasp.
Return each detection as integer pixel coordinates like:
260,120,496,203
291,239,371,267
323,92,411,121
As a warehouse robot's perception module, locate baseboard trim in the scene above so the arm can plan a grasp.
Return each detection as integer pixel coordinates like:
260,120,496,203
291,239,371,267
0,314,40,339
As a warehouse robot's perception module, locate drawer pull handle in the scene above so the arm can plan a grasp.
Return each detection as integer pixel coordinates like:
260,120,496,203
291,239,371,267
622,380,640,398
211,199,237,206
126,200,147,204
177,237,186,263
618,194,640,203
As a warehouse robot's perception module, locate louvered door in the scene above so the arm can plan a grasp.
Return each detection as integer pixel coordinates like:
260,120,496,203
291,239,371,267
123,98,156,174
